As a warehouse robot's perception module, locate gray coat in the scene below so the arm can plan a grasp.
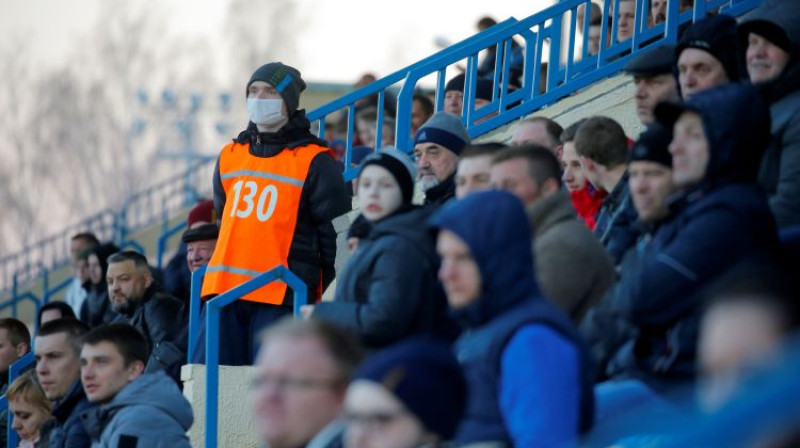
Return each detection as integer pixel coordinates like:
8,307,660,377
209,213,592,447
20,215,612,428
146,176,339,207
80,371,193,448
313,206,451,348
745,0,800,228
527,190,616,322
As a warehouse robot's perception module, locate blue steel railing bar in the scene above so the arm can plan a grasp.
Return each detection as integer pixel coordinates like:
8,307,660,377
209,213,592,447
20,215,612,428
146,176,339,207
394,0,761,151
187,264,206,362
0,352,36,448
156,221,188,271
307,18,522,182
0,157,215,296
202,266,307,448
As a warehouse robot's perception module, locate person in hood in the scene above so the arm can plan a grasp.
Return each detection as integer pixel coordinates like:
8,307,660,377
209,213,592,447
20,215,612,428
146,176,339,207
306,149,453,348
196,62,350,366
413,112,471,206
739,0,800,228
430,190,594,447
79,324,192,448
596,84,780,419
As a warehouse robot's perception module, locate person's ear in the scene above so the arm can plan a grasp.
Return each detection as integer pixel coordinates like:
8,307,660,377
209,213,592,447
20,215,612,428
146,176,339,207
127,360,145,380
541,178,561,196
15,342,29,358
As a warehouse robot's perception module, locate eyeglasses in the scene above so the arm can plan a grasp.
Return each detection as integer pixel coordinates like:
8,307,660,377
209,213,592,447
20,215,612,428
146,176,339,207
343,410,409,431
250,374,342,392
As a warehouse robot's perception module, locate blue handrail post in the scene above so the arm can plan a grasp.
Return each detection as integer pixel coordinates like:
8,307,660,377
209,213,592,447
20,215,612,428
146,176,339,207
204,266,307,448
187,265,206,362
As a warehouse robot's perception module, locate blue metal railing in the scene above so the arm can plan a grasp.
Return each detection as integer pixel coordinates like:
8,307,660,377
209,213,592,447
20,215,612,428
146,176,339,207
198,266,307,448
0,157,214,297
187,265,206,362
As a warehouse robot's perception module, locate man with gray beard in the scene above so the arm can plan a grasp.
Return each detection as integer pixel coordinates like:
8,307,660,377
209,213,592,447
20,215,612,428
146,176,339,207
413,112,471,206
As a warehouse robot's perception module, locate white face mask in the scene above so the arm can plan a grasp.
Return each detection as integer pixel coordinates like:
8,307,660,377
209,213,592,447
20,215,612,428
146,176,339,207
247,98,287,130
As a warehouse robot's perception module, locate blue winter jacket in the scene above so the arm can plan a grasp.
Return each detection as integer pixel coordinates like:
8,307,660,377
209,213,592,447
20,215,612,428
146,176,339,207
611,84,780,389
46,380,97,448
430,191,594,447
313,206,454,348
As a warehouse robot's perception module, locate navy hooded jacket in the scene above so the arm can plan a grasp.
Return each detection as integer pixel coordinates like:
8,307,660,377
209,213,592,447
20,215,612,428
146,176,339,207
430,191,594,447
609,84,779,389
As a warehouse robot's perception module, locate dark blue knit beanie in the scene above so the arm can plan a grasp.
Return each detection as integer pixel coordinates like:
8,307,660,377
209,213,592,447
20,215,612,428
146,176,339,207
354,337,466,440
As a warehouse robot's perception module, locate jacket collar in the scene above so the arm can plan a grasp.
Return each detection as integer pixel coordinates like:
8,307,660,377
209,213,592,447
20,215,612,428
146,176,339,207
526,190,577,236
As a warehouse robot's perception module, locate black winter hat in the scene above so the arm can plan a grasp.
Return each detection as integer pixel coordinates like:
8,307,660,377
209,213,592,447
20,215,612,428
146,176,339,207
445,73,495,101
182,223,220,243
354,337,467,440
246,62,306,113
625,45,676,77
360,148,417,204
629,123,673,168
677,15,741,82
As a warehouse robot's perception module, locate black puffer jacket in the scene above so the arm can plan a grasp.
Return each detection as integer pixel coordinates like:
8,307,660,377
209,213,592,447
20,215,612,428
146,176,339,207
313,206,453,349
741,0,800,228
212,111,351,305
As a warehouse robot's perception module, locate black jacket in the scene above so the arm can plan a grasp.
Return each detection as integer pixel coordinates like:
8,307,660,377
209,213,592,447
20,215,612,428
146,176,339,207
115,286,187,382
212,111,351,305
423,173,456,207
593,172,640,265
313,206,452,349
43,380,96,448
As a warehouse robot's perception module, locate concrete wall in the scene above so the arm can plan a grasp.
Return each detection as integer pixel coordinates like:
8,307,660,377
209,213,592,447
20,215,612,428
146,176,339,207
482,73,642,144
182,364,262,448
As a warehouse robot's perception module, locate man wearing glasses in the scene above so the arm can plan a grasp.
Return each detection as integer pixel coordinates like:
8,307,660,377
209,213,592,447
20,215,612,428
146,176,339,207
252,318,363,448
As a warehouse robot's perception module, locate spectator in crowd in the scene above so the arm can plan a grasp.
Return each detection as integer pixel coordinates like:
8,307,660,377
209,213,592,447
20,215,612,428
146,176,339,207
356,106,395,150
650,0,667,25
490,146,615,321
475,16,524,86
739,0,800,228
625,45,681,127
0,318,32,447
64,233,99,316
343,337,466,448
597,84,779,416
580,124,674,381
353,73,397,120
587,16,605,56
413,112,471,206
307,149,452,348
199,62,350,366
676,15,741,100
79,243,120,328
180,200,219,280
411,94,434,137
698,267,800,411
575,2,602,58
35,318,93,448
442,74,496,122
510,116,564,158
79,324,192,447
106,251,186,381
615,0,637,42
455,143,505,198
164,199,216,304
430,190,594,447
346,214,371,255
7,371,52,448
560,119,606,229
252,318,363,448
37,302,76,330
575,116,639,264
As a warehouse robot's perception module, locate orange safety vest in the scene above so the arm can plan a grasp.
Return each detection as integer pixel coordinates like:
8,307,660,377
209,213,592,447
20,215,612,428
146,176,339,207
201,142,329,304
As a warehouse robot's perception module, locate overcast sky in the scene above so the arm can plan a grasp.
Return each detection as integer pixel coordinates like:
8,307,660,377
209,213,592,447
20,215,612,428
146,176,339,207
1,0,554,84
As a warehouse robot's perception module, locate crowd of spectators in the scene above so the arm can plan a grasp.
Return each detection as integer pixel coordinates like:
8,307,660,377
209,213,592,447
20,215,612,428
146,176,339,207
3,0,800,447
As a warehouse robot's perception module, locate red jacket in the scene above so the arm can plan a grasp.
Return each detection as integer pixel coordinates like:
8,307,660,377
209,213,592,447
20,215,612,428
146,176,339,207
570,185,606,230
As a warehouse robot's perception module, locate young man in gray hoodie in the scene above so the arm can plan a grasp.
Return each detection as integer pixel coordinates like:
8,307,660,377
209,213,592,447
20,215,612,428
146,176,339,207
79,324,193,448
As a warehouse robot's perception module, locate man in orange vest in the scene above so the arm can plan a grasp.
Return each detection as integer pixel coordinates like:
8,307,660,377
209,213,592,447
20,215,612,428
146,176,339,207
192,62,350,366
